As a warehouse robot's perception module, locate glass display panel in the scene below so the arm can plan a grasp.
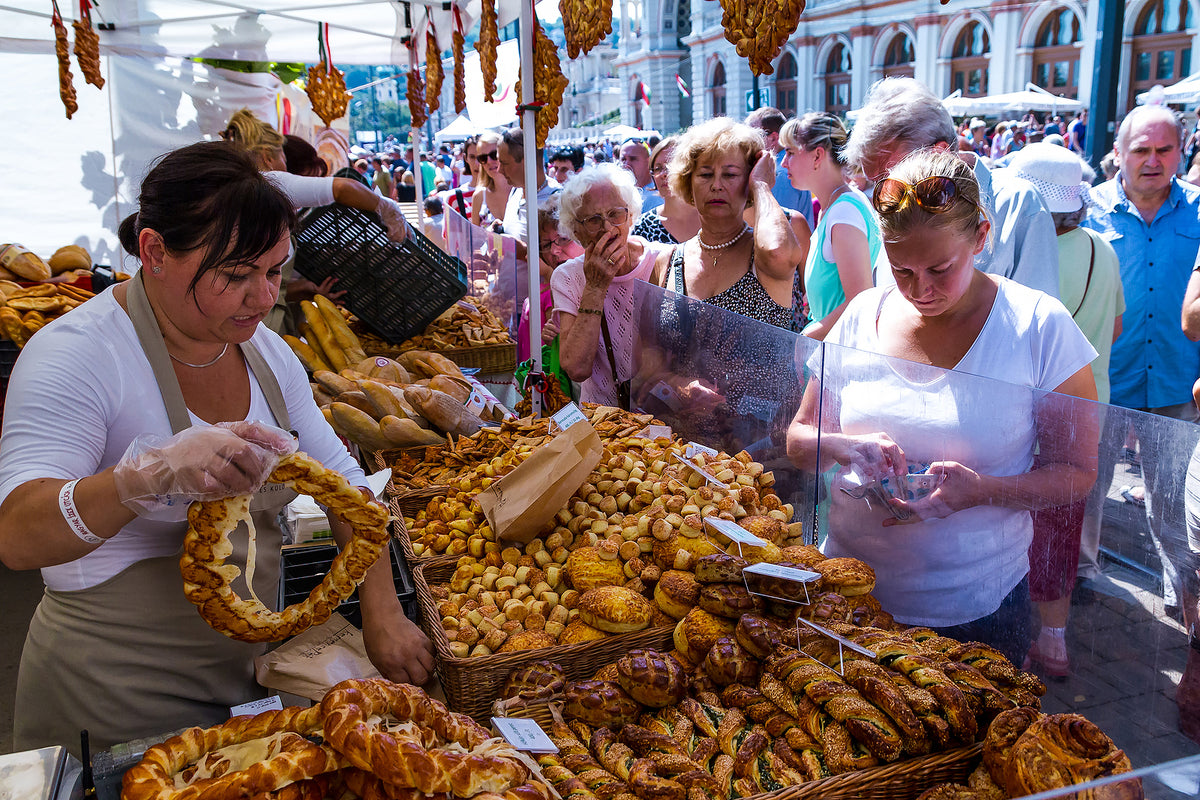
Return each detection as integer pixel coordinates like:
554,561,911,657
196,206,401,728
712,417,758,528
443,204,525,336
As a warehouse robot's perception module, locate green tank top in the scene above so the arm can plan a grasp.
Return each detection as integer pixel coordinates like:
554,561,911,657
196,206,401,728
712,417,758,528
803,190,882,324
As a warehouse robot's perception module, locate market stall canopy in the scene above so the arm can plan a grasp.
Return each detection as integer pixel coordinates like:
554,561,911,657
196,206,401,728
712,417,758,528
0,0,523,63
602,123,644,139
1137,73,1200,106
437,114,479,141
940,84,1082,117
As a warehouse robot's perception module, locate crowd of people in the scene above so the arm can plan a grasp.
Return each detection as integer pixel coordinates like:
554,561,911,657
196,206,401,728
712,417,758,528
5,75,1200,753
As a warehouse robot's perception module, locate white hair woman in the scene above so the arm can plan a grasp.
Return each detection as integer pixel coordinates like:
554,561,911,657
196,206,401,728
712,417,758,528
551,163,664,406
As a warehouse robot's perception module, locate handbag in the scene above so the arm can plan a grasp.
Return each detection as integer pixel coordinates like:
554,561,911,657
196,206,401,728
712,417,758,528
599,313,632,411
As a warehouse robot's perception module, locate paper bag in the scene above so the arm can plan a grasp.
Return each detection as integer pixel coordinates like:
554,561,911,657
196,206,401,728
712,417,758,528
476,416,603,543
253,613,381,701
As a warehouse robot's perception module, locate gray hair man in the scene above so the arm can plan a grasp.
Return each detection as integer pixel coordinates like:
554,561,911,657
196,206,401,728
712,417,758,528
844,77,1060,299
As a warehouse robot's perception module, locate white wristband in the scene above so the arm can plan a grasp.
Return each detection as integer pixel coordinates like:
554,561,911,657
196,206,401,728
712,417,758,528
59,479,104,545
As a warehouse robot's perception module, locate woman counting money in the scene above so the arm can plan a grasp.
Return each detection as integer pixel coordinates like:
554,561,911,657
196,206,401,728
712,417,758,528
786,149,1098,664
0,142,433,755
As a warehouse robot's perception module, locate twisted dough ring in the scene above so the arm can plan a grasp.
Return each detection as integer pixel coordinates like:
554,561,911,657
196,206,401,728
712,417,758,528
320,678,529,797
121,706,342,800
181,451,390,642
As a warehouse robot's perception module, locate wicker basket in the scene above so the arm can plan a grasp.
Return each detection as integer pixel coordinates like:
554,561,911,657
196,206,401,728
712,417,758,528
364,341,517,375
415,560,675,722
387,488,460,569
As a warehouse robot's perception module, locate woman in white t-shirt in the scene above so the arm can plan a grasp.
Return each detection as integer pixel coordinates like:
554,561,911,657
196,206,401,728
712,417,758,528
552,164,662,406
780,112,882,340
786,148,1099,664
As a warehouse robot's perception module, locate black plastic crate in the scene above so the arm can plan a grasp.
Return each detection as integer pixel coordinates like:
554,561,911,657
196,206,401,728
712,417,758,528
292,204,468,344
279,539,419,628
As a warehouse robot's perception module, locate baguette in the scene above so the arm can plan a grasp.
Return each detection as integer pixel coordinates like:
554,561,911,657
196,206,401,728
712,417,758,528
311,382,334,407
315,295,366,365
301,301,347,371
359,379,411,420
332,390,378,418
283,334,333,373
313,370,358,396
429,374,472,404
404,385,484,436
380,415,446,447
329,402,393,451
0,244,51,282
419,351,465,379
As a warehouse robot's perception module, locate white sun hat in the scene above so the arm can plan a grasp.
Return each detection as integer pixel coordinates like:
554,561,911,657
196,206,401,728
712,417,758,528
1008,141,1087,213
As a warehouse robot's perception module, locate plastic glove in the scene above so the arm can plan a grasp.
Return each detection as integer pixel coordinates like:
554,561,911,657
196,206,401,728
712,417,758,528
112,421,298,520
376,196,411,243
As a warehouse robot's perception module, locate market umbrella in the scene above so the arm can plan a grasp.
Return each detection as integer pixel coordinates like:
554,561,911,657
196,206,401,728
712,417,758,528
603,123,643,139
957,83,1082,116
1137,73,1200,106
436,114,480,141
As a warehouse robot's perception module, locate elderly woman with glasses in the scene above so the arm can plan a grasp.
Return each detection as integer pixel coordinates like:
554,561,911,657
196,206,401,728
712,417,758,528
551,163,664,406
786,148,1099,665
781,113,882,340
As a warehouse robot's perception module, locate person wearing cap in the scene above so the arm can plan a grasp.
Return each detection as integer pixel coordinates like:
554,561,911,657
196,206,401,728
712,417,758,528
1083,105,1200,628
1008,142,1124,677
967,118,990,158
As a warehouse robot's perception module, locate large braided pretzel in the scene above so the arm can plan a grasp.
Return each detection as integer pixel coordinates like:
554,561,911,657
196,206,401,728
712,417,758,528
120,706,342,800
180,451,390,642
320,679,530,797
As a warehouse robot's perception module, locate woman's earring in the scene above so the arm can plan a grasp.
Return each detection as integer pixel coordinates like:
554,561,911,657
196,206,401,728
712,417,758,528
152,267,162,274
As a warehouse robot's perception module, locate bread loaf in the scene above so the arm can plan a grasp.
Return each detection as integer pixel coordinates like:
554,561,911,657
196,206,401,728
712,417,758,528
577,586,654,634
653,570,700,620
616,649,687,708
0,244,51,281
563,680,642,727
404,385,484,436
48,244,90,274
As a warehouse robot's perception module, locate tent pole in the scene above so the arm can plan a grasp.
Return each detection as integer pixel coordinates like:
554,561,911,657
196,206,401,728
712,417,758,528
520,0,542,414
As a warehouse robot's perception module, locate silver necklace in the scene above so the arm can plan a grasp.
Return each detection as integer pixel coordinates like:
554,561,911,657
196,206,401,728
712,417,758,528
169,343,229,368
697,223,750,251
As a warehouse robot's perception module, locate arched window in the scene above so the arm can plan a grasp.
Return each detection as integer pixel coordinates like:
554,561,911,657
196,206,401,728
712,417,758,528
1131,0,1195,109
710,61,727,118
776,53,798,117
823,42,852,116
1032,8,1083,98
950,21,990,97
882,32,915,79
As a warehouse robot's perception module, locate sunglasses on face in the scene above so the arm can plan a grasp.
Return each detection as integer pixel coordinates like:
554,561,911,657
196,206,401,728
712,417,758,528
477,151,497,162
872,176,972,215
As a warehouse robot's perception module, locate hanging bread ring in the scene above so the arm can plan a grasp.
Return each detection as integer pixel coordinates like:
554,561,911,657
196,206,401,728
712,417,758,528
180,451,390,642
320,679,530,797
120,706,343,800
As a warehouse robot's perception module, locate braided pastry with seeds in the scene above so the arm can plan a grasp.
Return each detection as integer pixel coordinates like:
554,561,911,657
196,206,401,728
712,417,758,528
53,12,77,119
72,15,104,89
426,28,443,113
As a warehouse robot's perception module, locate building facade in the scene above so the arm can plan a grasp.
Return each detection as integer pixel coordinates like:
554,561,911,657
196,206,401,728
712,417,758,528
587,0,1200,137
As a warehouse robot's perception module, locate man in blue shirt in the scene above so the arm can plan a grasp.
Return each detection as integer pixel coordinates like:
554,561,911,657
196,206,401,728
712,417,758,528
1083,105,1200,615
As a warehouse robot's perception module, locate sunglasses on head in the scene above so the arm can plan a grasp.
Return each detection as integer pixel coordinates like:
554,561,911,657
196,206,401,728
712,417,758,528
872,175,971,215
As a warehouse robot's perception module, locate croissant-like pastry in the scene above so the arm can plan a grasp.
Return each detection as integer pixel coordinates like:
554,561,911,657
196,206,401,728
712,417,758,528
1005,714,1139,800
982,706,1039,778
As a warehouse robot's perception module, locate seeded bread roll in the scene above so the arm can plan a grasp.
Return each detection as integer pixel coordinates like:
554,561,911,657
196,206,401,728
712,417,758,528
616,649,687,708
563,680,643,727
698,583,763,619
654,570,701,620
498,631,558,653
814,557,876,596
578,586,654,634
693,553,748,584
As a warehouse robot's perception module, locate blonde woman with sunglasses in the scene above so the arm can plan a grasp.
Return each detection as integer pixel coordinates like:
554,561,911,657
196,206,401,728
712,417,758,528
470,131,512,227
786,148,1099,665
781,113,883,340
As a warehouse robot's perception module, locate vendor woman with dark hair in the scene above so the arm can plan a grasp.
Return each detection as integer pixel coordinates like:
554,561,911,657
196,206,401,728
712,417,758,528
0,141,433,755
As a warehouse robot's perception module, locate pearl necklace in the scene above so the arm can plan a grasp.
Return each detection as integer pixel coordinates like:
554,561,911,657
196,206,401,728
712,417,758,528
697,223,750,251
169,343,229,369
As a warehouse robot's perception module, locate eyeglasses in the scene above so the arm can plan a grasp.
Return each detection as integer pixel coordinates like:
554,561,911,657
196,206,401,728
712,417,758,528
539,235,573,254
477,151,497,162
578,208,630,232
872,176,973,215
650,165,669,178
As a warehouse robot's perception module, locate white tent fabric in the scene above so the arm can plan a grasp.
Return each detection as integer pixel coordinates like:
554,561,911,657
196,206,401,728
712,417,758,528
1137,73,1200,106
436,113,478,140
939,84,1081,117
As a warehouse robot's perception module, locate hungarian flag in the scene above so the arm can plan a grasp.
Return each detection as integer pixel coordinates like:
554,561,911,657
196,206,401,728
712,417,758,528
676,73,690,98
639,82,651,105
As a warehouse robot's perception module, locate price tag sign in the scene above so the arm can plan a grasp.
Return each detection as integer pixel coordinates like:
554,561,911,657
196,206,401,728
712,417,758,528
742,562,822,605
464,386,488,417
684,441,719,460
230,695,284,717
671,452,729,489
637,424,673,440
795,616,877,661
704,517,769,547
551,402,586,432
491,717,559,753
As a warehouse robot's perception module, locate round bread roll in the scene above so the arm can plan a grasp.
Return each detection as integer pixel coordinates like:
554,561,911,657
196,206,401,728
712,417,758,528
502,661,566,700
698,583,763,619
734,613,788,659
578,586,655,633
616,649,687,708
654,570,701,620
563,680,643,727
703,637,760,687
673,607,736,664
814,557,876,596
498,630,558,653
560,619,609,645
781,544,827,568
693,553,748,584
737,515,787,545
592,663,620,682
567,546,627,591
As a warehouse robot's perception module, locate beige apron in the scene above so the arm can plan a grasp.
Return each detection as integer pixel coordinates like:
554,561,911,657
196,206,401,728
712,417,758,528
14,275,297,756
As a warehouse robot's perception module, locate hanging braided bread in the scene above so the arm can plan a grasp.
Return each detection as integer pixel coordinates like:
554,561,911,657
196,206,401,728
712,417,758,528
52,6,78,119
426,26,443,113
478,0,500,101
72,4,104,89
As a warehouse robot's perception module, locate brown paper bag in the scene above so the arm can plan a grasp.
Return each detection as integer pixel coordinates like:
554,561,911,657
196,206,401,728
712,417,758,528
253,613,381,701
477,416,603,543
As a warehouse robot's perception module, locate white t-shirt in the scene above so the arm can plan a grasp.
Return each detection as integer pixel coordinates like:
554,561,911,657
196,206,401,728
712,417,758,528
819,193,888,279
815,278,1096,626
264,171,337,210
550,239,663,405
0,286,364,592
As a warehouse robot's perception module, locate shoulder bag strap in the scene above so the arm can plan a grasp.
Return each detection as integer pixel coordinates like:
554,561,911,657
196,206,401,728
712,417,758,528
1071,234,1096,318
598,312,630,410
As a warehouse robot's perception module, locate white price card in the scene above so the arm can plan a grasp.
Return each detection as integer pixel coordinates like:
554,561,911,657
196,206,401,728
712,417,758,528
230,695,284,717
464,386,488,417
491,717,559,753
743,562,821,582
671,452,729,489
637,424,673,440
684,441,719,459
704,517,769,547
795,616,877,660
551,402,587,431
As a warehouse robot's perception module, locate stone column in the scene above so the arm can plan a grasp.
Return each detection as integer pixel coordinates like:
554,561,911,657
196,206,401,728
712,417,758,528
849,25,876,108
989,0,1025,92
913,14,943,93
794,35,818,112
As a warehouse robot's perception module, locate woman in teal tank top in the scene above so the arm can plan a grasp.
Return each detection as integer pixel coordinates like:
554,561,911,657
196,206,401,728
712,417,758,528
781,113,882,340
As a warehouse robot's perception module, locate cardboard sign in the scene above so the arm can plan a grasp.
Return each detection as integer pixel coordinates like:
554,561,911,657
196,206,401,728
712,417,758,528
231,695,284,717
477,414,603,543
704,517,769,547
491,717,558,753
